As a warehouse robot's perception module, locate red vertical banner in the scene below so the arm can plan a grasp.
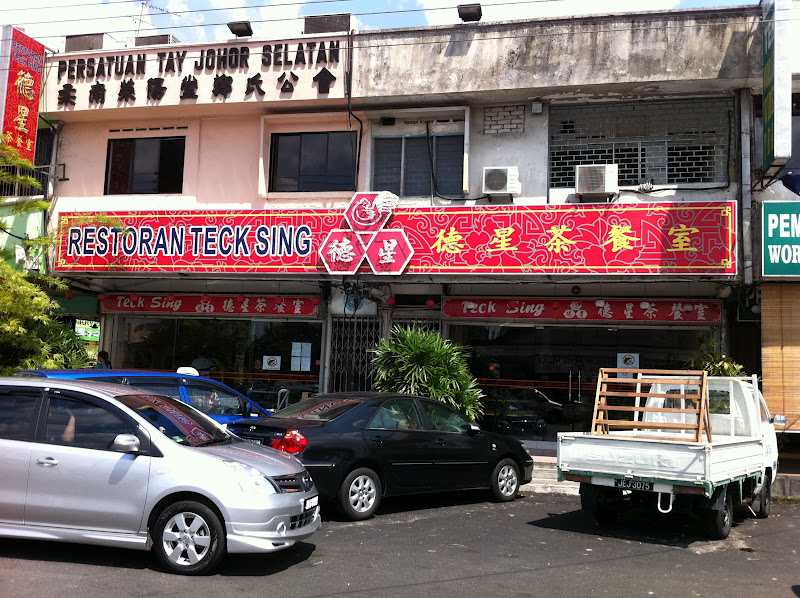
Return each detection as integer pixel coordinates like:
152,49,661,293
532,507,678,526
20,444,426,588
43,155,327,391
2,28,45,162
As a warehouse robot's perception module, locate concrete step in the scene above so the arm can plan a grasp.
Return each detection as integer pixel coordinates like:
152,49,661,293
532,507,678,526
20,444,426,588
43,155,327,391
521,478,580,496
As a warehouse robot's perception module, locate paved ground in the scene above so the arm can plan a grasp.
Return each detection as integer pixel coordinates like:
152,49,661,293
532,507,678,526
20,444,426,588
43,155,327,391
1,492,798,598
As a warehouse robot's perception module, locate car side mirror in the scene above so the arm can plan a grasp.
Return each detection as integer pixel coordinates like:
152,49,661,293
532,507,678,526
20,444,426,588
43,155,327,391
772,414,787,426
463,423,481,436
113,433,141,453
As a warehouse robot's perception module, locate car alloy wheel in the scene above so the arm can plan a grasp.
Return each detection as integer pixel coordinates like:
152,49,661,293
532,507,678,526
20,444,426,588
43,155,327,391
153,500,225,575
490,458,520,502
162,511,212,566
349,474,377,512
338,467,382,521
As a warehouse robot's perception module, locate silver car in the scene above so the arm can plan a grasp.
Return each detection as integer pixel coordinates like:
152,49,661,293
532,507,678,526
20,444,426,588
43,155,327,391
0,378,321,575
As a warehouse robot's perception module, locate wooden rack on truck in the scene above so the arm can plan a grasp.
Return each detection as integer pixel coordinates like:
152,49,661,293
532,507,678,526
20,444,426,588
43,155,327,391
591,368,712,443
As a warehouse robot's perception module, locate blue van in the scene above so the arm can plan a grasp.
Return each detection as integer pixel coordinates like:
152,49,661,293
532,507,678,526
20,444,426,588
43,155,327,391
14,367,270,425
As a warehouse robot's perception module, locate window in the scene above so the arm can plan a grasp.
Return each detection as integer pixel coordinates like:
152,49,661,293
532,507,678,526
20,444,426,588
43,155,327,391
269,131,357,192
44,395,136,450
423,401,470,432
373,135,464,197
105,136,185,194
549,99,732,187
368,399,422,430
185,381,243,416
0,390,38,441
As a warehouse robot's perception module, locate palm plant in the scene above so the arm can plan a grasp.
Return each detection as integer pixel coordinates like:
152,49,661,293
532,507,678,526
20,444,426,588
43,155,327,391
370,326,484,420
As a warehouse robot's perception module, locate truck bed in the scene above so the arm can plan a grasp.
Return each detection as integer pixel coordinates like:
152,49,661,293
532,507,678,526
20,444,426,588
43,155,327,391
558,431,764,495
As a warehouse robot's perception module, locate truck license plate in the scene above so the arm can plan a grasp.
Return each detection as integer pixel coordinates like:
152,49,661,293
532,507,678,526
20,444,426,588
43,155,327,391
614,479,653,491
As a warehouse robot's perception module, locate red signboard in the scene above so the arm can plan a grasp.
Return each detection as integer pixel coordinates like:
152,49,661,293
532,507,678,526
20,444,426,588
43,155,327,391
99,294,320,316
56,201,736,276
442,297,722,323
2,28,45,162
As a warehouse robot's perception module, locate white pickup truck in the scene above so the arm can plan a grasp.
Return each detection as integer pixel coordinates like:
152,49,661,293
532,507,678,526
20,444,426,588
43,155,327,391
557,369,784,539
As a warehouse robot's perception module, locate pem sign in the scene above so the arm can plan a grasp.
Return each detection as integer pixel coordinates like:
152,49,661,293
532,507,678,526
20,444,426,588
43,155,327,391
762,201,800,276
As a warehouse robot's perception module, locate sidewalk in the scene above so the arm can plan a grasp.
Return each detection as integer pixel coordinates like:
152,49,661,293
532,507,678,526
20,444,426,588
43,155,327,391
521,455,579,496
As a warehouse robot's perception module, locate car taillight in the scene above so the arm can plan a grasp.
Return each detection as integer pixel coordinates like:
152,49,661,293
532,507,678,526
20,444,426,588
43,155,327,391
270,429,308,454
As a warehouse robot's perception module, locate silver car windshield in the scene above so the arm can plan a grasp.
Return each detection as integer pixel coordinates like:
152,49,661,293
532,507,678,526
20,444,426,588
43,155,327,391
115,393,230,446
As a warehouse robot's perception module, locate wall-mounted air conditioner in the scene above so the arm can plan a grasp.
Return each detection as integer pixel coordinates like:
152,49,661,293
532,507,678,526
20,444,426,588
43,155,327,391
575,164,619,199
482,166,522,195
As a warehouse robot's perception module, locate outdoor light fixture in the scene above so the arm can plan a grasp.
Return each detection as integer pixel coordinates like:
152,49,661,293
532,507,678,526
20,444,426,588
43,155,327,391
200,295,210,303
425,299,436,308
166,295,175,302
130,295,139,302
227,20,253,37
639,301,650,309
386,297,396,306
683,303,694,311
571,285,581,295
65,291,74,299
97,294,107,301
236,295,246,303
464,301,478,309
457,3,482,22
311,297,321,305
594,299,605,308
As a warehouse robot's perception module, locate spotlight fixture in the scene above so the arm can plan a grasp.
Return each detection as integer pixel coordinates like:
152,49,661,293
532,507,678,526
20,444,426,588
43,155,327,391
166,295,175,302
227,20,253,37
683,303,694,311
425,299,436,308
639,301,650,309
200,295,210,303
464,301,478,309
457,3,482,22
97,294,107,301
311,297,321,305
130,294,139,302
594,299,606,308
236,295,246,303
571,285,581,295
65,291,75,299
386,297,396,306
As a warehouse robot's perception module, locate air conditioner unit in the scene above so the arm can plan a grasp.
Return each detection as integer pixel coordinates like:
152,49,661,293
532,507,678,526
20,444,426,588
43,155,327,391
575,164,619,198
483,166,521,195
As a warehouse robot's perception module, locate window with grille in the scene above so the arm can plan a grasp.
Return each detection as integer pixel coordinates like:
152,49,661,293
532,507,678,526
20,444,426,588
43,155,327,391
549,99,732,188
373,135,464,197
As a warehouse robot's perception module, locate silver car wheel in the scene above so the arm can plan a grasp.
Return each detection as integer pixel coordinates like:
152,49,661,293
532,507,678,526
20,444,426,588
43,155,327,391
498,464,519,497
161,511,212,567
348,474,377,513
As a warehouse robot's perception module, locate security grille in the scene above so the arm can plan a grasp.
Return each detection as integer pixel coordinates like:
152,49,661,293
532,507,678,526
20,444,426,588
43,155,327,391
549,99,732,188
390,314,442,334
329,315,380,392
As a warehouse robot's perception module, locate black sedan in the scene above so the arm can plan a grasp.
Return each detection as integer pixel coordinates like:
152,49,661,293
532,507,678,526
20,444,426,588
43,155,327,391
228,393,534,520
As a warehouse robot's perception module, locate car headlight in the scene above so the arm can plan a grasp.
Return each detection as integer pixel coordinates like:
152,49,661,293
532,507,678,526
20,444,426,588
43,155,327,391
223,460,277,493
520,442,532,456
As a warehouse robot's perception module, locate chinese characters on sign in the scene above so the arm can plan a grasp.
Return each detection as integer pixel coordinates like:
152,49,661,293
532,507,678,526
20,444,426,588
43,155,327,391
441,298,722,323
52,39,343,110
55,201,736,276
2,27,46,161
99,294,320,316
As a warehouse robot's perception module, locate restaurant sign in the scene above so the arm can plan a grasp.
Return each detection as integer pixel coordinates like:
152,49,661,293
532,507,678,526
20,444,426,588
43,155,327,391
0,27,46,162
99,294,320,316
442,297,722,323
56,199,736,276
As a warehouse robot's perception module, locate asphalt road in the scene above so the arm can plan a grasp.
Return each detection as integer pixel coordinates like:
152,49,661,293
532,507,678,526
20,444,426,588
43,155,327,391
1,492,798,598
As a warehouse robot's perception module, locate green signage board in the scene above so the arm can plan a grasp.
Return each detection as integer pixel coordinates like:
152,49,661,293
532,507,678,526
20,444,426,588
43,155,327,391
762,201,800,276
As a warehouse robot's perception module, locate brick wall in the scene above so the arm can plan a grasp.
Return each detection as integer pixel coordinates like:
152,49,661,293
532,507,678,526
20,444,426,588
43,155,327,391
483,105,525,134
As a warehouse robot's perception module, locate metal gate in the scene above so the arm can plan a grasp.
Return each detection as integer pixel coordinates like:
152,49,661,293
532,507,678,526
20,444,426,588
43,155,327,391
329,315,381,392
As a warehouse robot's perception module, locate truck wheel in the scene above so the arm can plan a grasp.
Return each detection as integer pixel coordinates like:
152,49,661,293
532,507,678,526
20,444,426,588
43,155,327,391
755,476,771,519
706,491,733,540
593,508,618,526
152,500,226,575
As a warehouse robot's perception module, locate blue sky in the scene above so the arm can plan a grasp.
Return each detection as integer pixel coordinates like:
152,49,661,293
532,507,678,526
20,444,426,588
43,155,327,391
0,0,770,50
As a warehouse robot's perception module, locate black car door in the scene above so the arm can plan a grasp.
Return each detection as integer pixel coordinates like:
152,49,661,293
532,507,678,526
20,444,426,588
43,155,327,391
419,399,493,489
362,398,437,493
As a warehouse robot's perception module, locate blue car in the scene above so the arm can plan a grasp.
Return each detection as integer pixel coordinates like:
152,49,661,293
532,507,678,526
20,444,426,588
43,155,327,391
14,367,270,425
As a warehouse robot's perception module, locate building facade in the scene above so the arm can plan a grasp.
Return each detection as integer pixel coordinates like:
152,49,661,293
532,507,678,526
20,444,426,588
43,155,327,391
37,5,799,438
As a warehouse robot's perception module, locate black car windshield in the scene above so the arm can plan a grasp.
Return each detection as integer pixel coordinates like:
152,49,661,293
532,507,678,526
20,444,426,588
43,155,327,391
272,397,362,421
115,393,229,446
